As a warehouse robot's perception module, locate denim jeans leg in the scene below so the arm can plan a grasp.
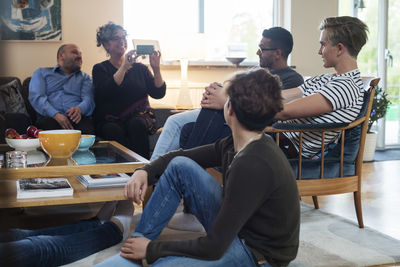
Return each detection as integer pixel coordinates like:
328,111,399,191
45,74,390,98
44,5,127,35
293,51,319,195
150,109,200,161
0,217,102,242
151,237,259,267
94,253,142,267
134,156,223,239
0,221,122,267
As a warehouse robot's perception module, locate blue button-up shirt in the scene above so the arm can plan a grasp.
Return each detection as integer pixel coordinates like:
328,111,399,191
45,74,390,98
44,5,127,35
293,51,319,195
28,66,95,118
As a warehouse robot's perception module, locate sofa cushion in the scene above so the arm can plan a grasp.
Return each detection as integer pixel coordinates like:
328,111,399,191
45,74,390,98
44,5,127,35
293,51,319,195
0,78,29,116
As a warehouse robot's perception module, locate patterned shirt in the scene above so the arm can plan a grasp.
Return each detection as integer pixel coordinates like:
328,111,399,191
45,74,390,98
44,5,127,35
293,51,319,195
282,69,364,158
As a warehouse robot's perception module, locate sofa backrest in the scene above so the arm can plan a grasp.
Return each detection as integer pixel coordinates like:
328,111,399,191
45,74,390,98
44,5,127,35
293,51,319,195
22,77,37,123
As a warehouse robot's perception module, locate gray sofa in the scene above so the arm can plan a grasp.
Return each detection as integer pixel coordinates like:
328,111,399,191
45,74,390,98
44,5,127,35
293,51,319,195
0,76,172,155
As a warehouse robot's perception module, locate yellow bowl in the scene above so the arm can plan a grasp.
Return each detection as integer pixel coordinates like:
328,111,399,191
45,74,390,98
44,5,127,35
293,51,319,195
38,130,81,158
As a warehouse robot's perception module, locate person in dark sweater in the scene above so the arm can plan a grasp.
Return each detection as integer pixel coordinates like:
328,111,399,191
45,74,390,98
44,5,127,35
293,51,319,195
96,68,300,267
92,22,166,159
170,27,304,233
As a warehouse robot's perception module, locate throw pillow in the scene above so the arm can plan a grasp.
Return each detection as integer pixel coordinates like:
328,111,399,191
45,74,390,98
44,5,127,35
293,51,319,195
0,78,29,116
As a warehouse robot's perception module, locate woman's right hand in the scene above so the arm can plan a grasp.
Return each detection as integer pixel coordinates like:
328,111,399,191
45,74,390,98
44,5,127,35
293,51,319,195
114,50,139,85
125,169,148,205
122,50,138,71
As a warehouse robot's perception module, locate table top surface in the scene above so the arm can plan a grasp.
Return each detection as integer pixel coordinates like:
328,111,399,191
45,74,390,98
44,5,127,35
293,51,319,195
0,141,148,208
0,141,148,179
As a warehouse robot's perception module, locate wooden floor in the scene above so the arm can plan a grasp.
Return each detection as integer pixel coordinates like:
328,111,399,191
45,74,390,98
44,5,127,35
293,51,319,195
1,160,399,267
2,161,400,239
303,160,400,241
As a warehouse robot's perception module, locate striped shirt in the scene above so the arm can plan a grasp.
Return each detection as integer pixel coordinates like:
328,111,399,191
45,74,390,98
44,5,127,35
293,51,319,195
282,69,364,158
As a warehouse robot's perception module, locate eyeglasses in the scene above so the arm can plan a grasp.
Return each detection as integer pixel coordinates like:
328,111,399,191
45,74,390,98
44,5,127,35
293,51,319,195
258,47,278,53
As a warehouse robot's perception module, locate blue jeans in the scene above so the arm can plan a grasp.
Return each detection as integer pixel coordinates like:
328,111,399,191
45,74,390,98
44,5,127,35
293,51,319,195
150,109,200,161
96,157,271,267
180,108,232,150
0,218,122,267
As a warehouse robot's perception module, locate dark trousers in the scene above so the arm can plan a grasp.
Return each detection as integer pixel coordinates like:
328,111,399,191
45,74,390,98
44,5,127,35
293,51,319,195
96,117,150,159
0,218,121,267
36,116,95,135
1,113,31,143
180,108,232,149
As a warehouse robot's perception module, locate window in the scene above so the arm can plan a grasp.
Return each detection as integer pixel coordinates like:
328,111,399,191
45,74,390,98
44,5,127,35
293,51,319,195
123,0,274,63
339,0,400,148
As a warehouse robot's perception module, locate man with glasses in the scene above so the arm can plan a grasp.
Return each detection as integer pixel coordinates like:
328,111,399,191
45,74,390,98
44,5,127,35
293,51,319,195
151,27,303,162
178,27,304,151
29,44,95,133
150,27,303,232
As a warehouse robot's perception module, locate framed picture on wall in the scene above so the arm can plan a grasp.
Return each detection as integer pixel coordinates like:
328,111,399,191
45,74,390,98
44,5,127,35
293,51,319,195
0,0,61,41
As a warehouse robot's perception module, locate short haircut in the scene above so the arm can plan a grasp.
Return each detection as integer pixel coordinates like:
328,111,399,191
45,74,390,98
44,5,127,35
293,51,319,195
262,27,294,59
56,44,68,60
226,68,283,131
96,22,127,47
319,16,369,58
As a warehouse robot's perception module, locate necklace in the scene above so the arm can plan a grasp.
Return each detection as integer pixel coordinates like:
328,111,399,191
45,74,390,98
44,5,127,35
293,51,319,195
233,133,263,160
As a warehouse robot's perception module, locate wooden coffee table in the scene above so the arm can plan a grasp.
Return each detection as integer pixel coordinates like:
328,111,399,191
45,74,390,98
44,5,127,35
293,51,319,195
0,141,148,208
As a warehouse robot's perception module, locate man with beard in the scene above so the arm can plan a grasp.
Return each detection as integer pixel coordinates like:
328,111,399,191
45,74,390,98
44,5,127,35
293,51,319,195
149,28,303,232
151,27,303,162
29,44,95,133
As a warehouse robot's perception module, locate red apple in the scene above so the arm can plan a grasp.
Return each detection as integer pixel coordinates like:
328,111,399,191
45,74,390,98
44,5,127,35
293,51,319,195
5,128,20,139
26,125,37,137
21,134,29,139
33,129,42,138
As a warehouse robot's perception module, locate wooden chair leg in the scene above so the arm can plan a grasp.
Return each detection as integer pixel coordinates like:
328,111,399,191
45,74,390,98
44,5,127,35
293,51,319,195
354,191,364,228
312,196,319,209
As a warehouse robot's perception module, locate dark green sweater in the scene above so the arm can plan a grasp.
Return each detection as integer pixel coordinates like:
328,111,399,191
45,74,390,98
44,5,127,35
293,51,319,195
140,134,300,266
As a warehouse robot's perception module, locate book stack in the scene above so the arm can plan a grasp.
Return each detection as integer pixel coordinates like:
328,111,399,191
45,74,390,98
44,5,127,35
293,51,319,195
78,173,130,189
16,178,73,199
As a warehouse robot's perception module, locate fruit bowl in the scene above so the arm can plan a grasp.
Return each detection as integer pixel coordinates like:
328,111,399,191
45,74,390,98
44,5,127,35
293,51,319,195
6,138,40,152
77,135,96,151
38,130,81,159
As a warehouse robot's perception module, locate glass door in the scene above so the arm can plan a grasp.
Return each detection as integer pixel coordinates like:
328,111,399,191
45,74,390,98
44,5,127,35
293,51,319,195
384,0,400,147
339,0,400,148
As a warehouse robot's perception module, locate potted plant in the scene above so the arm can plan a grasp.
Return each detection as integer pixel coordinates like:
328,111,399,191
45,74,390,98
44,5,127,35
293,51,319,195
363,86,391,161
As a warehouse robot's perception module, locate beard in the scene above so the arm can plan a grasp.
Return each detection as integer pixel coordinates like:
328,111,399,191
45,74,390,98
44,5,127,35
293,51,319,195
259,57,273,69
64,58,82,73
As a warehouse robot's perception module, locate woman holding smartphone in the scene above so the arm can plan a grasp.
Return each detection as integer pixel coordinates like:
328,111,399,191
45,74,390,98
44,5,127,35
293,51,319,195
93,22,166,159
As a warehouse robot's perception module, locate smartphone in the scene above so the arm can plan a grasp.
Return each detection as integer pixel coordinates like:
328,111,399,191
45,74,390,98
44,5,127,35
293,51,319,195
136,45,154,55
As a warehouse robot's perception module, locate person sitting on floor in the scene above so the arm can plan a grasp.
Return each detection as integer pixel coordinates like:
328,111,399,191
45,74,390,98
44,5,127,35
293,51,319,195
151,27,303,232
29,44,95,134
96,68,300,267
0,200,133,266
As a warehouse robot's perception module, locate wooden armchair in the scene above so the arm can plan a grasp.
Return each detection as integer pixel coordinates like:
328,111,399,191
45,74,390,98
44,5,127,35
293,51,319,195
265,77,380,228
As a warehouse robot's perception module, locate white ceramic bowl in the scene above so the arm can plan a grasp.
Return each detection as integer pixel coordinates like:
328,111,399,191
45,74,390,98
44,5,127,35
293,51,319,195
6,138,40,152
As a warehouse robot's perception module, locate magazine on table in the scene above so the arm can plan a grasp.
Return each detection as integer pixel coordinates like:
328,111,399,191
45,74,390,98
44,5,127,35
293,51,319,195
16,178,73,199
78,173,130,188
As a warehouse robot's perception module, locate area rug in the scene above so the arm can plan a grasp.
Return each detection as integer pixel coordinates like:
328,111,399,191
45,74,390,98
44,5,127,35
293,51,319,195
64,203,400,267
374,149,400,162
289,204,400,266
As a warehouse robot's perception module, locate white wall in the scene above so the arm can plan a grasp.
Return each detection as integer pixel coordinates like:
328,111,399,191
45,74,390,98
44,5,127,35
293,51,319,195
1,0,123,81
283,0,338,76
